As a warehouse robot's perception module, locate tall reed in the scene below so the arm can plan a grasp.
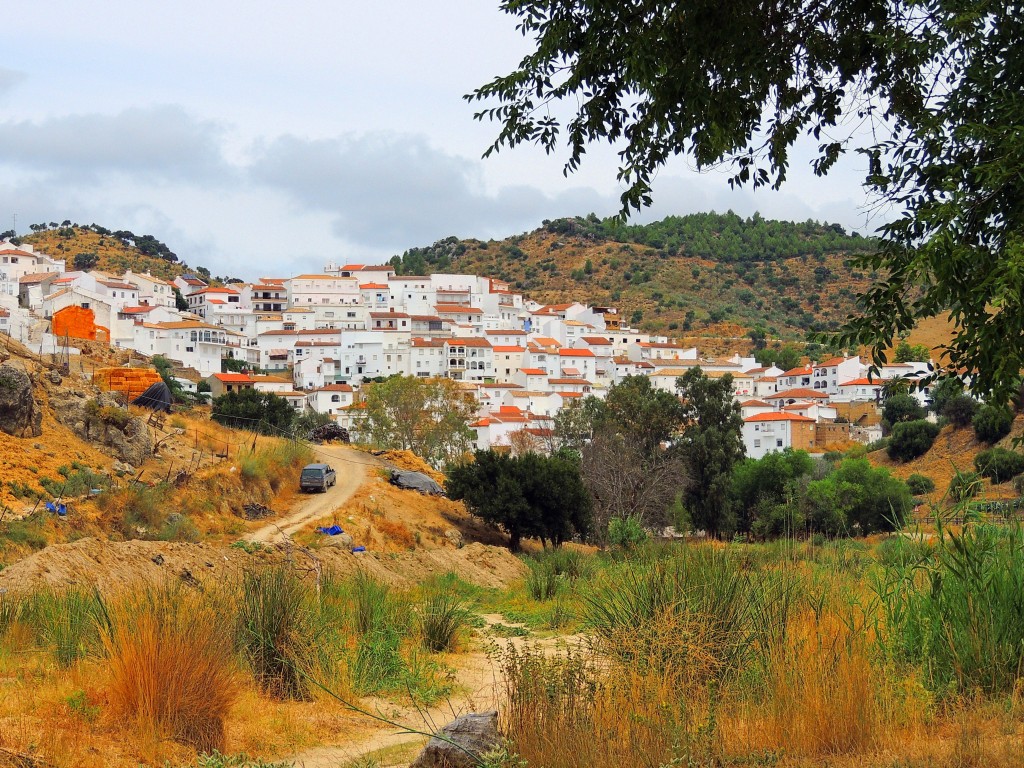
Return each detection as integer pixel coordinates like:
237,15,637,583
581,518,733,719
236,565,323,699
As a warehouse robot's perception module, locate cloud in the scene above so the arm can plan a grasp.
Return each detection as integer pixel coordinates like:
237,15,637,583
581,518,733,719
0,68,25,98
0,106,232,183
247,132,611,251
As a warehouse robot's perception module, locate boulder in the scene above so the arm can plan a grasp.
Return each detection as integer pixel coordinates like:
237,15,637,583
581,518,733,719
410,711,501,768
321,532,355,548
50,392,151,465
0,361,42,437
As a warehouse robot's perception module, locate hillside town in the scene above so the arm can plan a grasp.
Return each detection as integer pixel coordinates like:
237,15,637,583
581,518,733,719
0,238,932,458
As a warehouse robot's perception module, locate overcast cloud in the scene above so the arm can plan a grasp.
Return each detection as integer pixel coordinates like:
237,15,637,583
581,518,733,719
0,1,879,279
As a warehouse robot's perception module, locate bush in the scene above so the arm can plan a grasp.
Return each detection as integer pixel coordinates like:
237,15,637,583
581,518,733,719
525,559,561,601
973,405,1014,444
943,395,978,427
882,394,925,429
887,420,940,462
906,473,936,495
974,448,1024,484
607,515,648,548
102,588,238,754
417,591,470,652
236,566,322,699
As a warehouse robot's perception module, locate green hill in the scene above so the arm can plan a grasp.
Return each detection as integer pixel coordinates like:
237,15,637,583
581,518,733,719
390,211,878,341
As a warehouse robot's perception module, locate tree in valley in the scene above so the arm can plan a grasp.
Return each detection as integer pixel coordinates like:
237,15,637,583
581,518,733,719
470,0,1024,405
558,376,689,536
729,449,814,535
357,375,476,466
212,388,295,435
675,367,745,537
446,449,592,551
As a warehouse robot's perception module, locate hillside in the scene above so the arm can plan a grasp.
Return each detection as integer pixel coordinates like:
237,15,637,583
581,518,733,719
390,212,879,341
20,224,204,283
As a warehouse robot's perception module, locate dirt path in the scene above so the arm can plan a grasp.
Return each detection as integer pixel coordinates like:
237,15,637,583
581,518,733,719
284,615,578,768
244,445,376,544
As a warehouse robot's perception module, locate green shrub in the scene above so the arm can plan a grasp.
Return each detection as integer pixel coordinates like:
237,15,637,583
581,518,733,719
581,548,792,677
607,515,648,548
906,473,936,495
882,393,925,428
525,559,560,601
18,588,107,667
876,536,935,568
974,448,1024,484
973,405,1014,444
887,420,940,462
943,395,978,427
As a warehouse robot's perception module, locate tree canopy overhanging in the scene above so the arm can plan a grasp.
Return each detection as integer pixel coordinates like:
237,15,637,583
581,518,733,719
468,1,1024,405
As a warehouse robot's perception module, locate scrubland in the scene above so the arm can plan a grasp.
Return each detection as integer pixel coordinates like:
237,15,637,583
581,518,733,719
2,518,1023,767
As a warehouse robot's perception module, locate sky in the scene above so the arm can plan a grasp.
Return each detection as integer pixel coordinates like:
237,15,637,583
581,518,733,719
0,1,884,280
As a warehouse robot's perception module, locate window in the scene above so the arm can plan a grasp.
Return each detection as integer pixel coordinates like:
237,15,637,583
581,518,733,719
754,439,761,448
776,439,784,447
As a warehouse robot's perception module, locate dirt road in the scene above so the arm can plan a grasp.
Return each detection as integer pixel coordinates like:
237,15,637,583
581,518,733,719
285,616,580,768
244,444,376,544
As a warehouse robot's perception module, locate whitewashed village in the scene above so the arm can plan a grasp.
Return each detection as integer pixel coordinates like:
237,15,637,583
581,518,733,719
1,237,930,460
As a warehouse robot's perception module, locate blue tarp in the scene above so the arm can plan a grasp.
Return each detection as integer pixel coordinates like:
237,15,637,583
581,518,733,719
317,525,344,536
352,546,366,553
45,502,67,516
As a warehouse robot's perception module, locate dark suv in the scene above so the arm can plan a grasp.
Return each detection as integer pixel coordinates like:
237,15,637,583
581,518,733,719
299,463,337,493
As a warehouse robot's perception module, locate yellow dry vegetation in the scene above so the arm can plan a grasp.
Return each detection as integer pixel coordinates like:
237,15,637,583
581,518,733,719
869,414,1024,505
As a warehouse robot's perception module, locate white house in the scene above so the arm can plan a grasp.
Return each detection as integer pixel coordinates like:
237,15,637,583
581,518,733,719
742,412,817,460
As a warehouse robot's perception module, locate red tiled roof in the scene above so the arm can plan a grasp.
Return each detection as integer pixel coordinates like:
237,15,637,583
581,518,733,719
744,412,815,423
765,388,831,400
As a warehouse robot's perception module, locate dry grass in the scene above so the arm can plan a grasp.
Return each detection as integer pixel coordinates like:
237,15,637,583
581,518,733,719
501,640,710,768
375,519,416,550
737,610,883,758
100,587,239,757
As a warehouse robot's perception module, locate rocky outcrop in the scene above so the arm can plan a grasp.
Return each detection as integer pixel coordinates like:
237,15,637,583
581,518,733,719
410,711,501,768
0,361,42,437
49,390,151,465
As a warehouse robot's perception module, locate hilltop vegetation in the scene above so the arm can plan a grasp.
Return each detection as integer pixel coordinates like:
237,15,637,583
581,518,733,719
389,211,878,339
19,223,225,283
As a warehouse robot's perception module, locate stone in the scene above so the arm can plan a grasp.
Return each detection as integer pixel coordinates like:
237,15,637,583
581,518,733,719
0,361,42,437
410,711,501,768
47,369,62,385
49,393,151,465
322,532,355,548
444,529,465,549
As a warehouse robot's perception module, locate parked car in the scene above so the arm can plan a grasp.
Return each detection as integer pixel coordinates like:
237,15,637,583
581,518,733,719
299,463,337,493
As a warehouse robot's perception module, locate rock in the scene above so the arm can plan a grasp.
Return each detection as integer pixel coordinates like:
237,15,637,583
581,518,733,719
47,369,62,385
49,393,151,465
445,529,465,549
0,361,42,437
322,532,355,548
151,554,165,566
410,711,501,768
